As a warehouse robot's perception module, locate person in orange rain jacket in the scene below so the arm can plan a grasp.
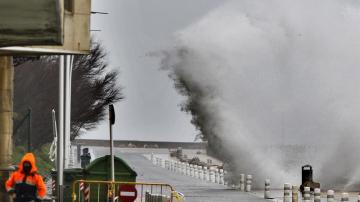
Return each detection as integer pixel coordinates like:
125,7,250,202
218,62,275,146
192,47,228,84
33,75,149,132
5,153,47,202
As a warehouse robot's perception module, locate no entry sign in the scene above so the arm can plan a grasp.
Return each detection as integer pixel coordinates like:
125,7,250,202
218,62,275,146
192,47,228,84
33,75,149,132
118,184,137,202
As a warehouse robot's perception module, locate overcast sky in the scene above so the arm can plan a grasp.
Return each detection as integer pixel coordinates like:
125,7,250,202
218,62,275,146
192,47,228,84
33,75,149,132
83,0,225,141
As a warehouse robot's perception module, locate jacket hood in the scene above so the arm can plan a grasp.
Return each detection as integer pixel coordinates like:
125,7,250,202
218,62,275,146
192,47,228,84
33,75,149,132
18,153,37,173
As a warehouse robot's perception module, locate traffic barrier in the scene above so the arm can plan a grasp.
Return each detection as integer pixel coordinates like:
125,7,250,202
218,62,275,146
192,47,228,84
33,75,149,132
240,174,245,191
264,179,270,199
304,187,311,202
341,193,349,202
72,180,179,202
327,190,335,202
314,188,321,202
246,175,252,192
145,192,170,202
292,185,298,202
284,183,291,202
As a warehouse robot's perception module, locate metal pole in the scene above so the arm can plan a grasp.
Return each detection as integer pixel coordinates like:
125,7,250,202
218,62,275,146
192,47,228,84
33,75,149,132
57,55,65,202
27,108,32,152
109,105,115,202
64,55,73,169
110,115,114,182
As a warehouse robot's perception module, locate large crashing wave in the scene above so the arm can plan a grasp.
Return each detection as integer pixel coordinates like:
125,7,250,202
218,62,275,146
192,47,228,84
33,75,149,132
158,0,360,189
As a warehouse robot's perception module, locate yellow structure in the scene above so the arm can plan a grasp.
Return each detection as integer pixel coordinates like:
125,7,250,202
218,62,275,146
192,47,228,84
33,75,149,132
0,0,63,47
0,0,91,55
0,56,13,202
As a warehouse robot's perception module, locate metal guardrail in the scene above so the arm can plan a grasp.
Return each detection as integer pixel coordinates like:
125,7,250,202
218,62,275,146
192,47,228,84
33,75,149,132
72,180,178,202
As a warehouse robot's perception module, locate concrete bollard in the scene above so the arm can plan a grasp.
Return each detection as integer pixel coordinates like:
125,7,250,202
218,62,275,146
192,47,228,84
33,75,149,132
246,175,252,192
164,160,167,169
327,190,334,202
292,185,298,202
197,166,202,179
314,188,321,202
190,164,194,177
151,153,154,163
341,193,349,202
240,174,245,191
210,169,215,183
176,161,181,173
199,166,203,180
195,165,199,179
182,163,186,175
204,167,210,181
264,179,270,199
304,187,311,202
219,169,224,185
214,169,219,183
224,170,228,186
186,163,190,176
284,183,291,202
358,194,360,202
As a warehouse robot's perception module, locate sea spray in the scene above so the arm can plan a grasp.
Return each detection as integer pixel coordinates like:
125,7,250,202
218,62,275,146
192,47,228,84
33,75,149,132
157,0,360,189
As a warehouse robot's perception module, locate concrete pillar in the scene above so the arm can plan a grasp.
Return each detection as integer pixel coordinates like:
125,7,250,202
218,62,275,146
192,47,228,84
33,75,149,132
0,56,13,202
314,188,321,202
284,183,291,202
292,185,298,202
327,190,334,202
264,179,270,199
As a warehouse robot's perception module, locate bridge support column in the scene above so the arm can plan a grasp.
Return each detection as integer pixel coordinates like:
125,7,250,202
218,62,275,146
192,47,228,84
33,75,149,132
0,56,13,202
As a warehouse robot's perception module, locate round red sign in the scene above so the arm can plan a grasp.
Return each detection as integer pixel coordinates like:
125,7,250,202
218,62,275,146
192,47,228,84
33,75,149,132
118,184,138,202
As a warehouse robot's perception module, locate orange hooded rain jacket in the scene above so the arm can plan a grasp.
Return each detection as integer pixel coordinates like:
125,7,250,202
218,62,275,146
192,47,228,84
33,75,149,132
5,153,47,201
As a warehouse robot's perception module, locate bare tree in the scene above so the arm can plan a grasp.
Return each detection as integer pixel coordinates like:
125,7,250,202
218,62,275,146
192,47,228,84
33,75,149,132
13,42,122,148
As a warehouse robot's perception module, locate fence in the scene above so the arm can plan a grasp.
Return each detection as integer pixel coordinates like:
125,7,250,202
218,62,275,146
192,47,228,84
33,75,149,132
72,180,178,202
